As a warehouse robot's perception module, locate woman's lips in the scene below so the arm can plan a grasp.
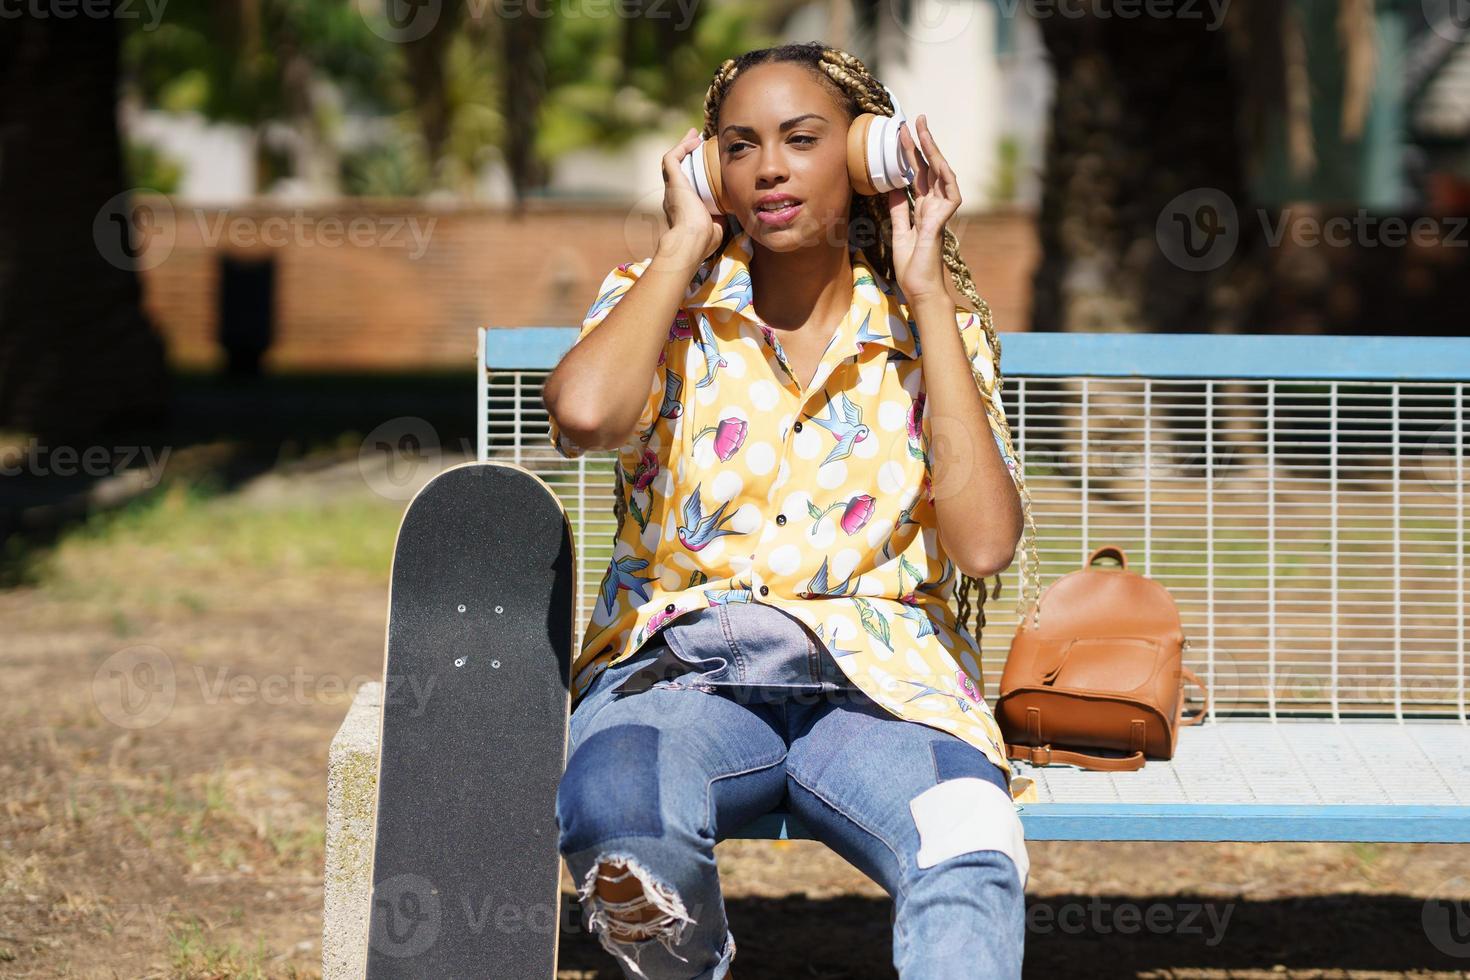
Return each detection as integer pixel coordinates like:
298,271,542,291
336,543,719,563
754,201,802,226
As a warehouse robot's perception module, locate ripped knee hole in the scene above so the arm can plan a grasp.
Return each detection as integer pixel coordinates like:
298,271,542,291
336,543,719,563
577,852,697,946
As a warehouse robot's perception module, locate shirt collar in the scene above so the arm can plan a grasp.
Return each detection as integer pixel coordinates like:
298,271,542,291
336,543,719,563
682,228,920,360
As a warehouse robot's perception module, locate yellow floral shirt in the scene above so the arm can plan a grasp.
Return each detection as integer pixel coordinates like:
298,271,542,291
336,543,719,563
548,229,1026,797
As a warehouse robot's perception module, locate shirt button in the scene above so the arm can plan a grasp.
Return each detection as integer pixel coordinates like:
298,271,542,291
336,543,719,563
792,421,803,433
775,514,786,526
664,603,675,613
759,585,770,596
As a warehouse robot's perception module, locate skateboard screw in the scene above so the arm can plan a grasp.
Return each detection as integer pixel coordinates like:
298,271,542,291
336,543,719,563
491,659,501,668
454,657,467,667
458,604,466,613
495,605,504,614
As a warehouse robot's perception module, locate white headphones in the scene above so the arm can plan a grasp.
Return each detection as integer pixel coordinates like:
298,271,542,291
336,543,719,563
679,83,918,217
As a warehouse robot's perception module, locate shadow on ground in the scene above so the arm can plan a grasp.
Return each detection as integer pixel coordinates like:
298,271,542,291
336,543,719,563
1,368,480,581
553,890,1469,977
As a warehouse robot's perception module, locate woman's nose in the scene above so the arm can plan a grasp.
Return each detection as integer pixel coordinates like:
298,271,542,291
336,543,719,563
755,146,789,184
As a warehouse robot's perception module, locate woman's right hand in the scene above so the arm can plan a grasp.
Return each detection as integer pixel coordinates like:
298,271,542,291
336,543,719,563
657,127,724,270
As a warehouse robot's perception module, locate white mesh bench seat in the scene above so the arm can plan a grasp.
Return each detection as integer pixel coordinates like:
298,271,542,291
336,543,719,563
738,720,1470,842
479,328,1470,843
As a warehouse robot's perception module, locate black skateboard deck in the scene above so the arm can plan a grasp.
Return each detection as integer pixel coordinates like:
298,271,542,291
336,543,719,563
365,461,576,978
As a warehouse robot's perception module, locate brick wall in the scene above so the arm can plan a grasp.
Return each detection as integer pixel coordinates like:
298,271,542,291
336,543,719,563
135,199,1040,372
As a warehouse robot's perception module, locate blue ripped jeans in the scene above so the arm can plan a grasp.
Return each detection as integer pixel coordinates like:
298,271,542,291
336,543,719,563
555,601,1027,980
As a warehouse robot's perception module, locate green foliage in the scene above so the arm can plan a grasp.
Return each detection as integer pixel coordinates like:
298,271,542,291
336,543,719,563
341,131,432,197
989,134,1020,205
125,139,185,195
120,0,780,195
122,2,394,124
538,0,778,159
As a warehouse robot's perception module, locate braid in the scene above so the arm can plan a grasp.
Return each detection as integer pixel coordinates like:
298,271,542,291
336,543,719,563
699,42,1042,691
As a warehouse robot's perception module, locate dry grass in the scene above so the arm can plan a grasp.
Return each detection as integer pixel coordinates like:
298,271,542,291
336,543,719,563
2,463,1468,978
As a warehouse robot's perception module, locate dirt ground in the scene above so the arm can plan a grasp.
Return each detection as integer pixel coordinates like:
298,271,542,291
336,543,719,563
2,453,1469,979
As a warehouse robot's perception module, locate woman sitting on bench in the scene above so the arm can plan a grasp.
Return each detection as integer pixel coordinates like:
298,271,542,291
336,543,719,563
542,40,1040,980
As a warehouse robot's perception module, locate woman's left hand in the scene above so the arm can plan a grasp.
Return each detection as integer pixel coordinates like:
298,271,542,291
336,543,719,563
887,114,961,305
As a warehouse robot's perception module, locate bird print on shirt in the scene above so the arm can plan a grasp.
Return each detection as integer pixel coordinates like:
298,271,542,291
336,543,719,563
693,313,728,389
806,389,871,466
655,371,685,427
677,482,745,552
813,622,862,660
597,555,658,616
703,576,757,605
800,555,860,599
719,268,753,313
895,677,976,713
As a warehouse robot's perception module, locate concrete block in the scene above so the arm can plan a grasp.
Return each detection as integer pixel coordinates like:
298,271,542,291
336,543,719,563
323,681,381,980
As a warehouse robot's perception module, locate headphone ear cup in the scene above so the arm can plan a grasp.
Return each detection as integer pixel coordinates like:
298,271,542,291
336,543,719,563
847,112,915,197
679,137,725,216
847,114,880,196
702,138,728,215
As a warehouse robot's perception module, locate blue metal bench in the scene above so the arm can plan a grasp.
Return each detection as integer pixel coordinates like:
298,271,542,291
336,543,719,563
482,328,1470,844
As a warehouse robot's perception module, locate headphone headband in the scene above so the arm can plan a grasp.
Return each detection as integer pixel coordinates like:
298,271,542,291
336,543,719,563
881,83,907,125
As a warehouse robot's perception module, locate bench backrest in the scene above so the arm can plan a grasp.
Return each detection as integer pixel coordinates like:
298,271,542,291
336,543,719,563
480,328,1470,723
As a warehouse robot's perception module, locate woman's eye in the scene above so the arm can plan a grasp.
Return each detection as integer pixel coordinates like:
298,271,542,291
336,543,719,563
727,136,816,153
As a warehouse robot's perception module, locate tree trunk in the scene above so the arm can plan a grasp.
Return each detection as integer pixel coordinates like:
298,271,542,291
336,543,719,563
1028,3,1264,336
0,9,170,441
502,7,549,203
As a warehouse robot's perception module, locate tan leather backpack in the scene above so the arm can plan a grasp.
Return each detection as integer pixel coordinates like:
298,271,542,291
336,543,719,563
996,546,1210,772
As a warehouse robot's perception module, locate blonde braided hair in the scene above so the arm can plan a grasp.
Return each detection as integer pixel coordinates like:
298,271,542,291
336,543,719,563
699,42,1042,686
